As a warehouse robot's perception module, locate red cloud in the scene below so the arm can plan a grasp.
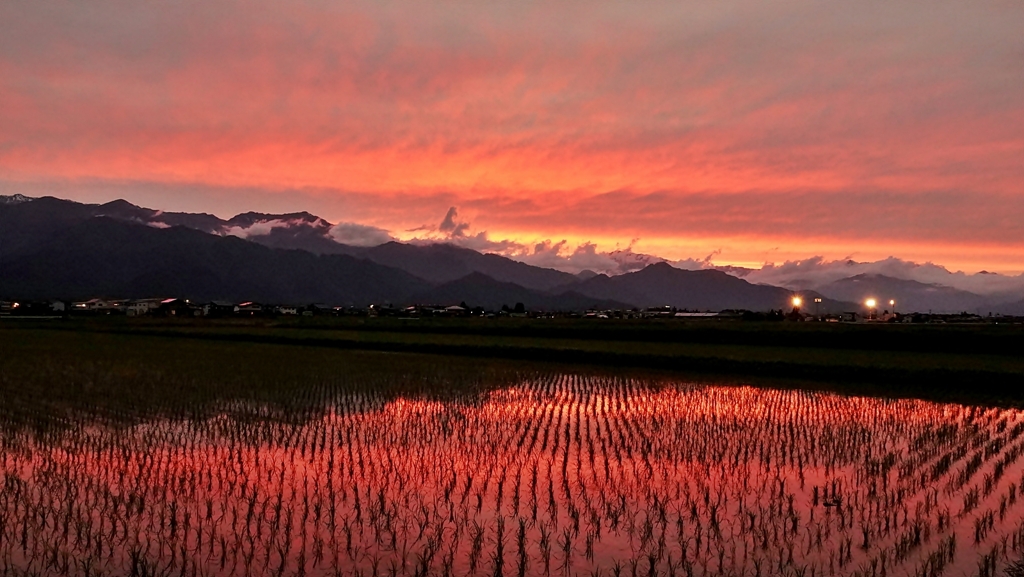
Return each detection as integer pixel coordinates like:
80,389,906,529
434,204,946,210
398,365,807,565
0,0,1021,271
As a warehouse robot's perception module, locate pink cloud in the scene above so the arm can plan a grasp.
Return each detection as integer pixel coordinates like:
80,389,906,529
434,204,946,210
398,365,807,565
0,0,1021,272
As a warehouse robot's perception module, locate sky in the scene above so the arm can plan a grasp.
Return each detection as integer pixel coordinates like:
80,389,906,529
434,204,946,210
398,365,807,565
1,0,1023,273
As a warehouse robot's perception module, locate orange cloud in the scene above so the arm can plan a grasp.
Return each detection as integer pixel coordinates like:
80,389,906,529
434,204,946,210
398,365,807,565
0,0,1022,271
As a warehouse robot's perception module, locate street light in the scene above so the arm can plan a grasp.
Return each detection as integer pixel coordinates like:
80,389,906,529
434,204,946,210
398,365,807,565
792,296,802,308
814,297,822,319
865,298,877,321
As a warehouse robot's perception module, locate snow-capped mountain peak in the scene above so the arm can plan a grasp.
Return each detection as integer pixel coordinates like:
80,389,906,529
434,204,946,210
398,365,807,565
0,194,33,205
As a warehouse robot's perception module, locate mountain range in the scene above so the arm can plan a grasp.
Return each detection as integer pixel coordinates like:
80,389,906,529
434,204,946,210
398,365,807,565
1,194,1020,313
815,274,992,314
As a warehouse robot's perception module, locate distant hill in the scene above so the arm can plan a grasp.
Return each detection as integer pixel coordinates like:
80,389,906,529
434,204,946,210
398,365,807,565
350,242,578,291
0,197,596,307
991,298,1024,316
412,272,629,311
571,262,852,312
0,197,222,259
0,196,577,292
0,217,429,304
0,194,883,312
815,274,991,314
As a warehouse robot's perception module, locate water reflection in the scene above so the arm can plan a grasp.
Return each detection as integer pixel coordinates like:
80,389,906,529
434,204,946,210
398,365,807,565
3,374,1024,576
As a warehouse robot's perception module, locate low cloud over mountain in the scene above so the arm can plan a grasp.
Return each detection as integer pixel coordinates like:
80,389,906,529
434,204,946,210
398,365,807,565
401,206,718,275
736,256,1024,298
402,207,1024,305
3,194,1023,313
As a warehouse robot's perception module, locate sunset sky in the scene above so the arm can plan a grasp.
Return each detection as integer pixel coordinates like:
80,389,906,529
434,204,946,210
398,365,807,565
1,1,1022,272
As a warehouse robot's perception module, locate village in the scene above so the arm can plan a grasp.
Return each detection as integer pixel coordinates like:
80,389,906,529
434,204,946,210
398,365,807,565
0,296,1017,324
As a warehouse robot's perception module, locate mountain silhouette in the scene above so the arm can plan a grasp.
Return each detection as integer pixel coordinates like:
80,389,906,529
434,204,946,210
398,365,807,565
815,274,991,314
412,272,629,311
1,217,429,304
0,196,577,292
352,242,578,291
0,195,911,312
572,263,847,311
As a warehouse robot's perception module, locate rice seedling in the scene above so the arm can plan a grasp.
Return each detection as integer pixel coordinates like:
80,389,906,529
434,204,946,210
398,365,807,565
4,329,1024,576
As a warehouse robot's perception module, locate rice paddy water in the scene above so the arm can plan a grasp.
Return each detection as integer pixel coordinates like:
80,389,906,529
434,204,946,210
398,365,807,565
3,369,1024,576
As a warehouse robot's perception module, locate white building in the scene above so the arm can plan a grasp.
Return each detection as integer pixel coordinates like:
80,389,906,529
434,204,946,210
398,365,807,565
72,299,126,314
126,298,165,316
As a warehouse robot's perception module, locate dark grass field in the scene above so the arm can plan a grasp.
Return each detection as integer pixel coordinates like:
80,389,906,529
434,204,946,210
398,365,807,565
0,326,539,434
3,317,1023,407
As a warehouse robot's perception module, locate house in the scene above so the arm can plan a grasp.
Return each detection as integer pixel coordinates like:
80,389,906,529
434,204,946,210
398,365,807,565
276,305,298,316
155,298,201,317
126,298,165,317
204,301,237,318
444,305,468,316
368,304,400,317
71,299,126,314
236,302,263,316
643,306,675,318
1,300,66,316
307,304,334,316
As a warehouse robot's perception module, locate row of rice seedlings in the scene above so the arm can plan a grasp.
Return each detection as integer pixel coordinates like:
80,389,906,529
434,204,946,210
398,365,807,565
3,372,1024,576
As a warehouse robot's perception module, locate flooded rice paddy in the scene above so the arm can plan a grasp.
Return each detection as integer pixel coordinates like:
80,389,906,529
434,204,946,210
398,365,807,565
4,369,1024,577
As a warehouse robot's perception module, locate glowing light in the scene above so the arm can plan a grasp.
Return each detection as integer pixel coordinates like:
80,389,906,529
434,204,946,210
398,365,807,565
865,298,877,308
889,299,896,306
792,297,802,308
